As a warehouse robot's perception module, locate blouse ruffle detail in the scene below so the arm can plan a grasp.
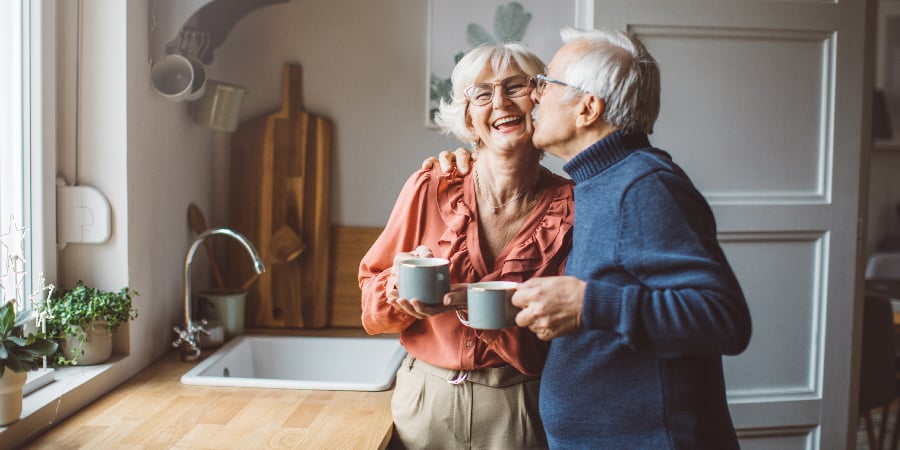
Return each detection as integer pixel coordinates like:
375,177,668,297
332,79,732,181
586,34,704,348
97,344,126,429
436,167,574,282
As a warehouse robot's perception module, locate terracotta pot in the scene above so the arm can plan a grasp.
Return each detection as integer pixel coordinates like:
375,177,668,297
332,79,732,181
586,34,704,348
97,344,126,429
61,320,112,365
0,370,26,426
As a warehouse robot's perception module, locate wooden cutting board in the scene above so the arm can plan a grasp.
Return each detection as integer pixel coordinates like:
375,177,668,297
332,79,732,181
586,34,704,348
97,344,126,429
328,226,384,328
227,63,332,328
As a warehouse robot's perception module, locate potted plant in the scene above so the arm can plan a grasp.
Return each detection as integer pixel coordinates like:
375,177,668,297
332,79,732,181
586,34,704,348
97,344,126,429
42,281,138,366
0,301,57,425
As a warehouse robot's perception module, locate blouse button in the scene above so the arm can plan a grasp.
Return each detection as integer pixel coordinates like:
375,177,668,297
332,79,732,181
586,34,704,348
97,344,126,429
465,340,473,347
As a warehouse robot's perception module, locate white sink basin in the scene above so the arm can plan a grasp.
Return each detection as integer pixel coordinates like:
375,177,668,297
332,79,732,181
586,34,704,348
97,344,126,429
181,335,406,391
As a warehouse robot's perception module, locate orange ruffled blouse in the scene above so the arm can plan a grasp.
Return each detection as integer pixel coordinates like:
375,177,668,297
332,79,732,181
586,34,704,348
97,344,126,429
359,165,574,376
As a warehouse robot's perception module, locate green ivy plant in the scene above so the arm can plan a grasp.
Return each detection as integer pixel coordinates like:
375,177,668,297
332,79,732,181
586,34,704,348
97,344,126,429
0,301,58,377
41,281,138,365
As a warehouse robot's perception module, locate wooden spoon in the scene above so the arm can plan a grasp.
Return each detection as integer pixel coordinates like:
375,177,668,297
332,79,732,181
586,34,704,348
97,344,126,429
240,225,306,291
187,203,227,289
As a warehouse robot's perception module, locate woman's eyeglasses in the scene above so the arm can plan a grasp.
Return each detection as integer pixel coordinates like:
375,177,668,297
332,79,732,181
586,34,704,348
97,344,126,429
464,75,534,106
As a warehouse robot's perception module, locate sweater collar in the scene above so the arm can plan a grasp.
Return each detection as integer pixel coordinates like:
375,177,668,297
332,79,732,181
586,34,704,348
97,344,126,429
562,131,651,184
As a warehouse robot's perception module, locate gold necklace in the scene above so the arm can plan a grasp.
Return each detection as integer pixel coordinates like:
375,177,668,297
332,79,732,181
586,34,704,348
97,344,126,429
473,169,529,214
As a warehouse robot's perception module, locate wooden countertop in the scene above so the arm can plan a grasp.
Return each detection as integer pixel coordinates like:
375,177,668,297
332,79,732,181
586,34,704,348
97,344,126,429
22,349,394,449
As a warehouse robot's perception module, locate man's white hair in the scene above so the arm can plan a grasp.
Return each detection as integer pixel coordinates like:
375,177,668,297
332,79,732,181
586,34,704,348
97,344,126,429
559,27,660,134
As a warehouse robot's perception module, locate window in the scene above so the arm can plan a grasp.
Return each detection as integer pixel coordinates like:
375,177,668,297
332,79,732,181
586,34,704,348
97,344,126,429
0,0,61,403
0,0,32,302
0,0,54,309
0,1,26,236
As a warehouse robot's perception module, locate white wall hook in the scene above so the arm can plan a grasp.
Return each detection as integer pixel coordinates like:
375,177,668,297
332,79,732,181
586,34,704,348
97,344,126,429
56,178,111,249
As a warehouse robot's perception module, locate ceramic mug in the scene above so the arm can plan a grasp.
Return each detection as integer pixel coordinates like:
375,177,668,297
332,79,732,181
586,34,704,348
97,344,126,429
398,257,450,304
192,80,247,132
183,55,207,101
199,290,247,339
460,281,519,329
150,53,197,101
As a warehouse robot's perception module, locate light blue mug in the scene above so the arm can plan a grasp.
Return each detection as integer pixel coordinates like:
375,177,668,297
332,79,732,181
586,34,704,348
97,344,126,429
461,281,520,329
398,257,450,304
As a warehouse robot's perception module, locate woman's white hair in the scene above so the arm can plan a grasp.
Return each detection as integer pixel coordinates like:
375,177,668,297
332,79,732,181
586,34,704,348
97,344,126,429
433,42,545,145
559,27,660,134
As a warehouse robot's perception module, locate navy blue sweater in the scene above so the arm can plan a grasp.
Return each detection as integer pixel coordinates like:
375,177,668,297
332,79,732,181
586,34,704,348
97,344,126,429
541,132,752,449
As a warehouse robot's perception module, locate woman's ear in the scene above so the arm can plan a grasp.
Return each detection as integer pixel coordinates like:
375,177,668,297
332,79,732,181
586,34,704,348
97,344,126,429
576,95,605,128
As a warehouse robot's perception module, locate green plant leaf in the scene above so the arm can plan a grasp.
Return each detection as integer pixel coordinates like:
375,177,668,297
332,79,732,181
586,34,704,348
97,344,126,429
4,345,25,372
21,336,58,355
1,301,58,372
13,307,35,329
430,74,453,105
494,2,531,42
5,335,26,347
0,303,14,336
466,23,495,47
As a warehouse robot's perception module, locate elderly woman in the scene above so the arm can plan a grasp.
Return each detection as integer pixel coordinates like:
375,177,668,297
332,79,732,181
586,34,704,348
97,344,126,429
359,42,574,449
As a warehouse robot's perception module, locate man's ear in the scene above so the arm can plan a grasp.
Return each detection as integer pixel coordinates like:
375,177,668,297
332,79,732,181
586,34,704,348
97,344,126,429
576,95,605,128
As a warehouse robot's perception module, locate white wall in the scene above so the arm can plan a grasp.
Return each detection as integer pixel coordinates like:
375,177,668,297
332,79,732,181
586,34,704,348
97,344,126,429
211,0,462,227
127,2,219,364
59,0,216,368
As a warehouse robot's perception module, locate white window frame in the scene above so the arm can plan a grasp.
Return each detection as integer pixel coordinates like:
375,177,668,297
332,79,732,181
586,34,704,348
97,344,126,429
0,0,56,311
0,1,30,300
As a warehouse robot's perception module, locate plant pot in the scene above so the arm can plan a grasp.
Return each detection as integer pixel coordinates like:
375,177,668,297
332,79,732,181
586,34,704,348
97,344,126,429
61,320,113,365
0,370,26,426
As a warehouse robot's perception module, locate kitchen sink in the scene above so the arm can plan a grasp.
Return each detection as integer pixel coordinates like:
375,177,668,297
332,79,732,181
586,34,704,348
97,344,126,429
181,335,406,391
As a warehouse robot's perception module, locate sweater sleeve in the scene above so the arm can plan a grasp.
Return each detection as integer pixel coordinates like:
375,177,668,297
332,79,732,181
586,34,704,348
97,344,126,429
580,170,752,357
358,169,437,335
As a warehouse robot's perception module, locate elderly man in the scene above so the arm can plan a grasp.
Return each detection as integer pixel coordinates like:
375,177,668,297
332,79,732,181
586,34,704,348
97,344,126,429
429,27,752,449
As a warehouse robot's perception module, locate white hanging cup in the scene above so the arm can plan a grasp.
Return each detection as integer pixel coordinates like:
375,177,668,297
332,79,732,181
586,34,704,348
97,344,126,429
150,53,196,102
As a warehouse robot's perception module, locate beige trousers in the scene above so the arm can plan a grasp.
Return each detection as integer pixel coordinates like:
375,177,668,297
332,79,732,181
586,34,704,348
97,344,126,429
389,354,548,450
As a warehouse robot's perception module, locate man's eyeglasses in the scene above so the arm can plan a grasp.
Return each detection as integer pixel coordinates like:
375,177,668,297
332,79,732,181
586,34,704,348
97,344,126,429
535,74,578,96
464,75,534,106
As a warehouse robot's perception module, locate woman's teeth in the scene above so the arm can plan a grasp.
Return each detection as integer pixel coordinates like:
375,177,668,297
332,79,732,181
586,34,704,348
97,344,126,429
492,116,521,129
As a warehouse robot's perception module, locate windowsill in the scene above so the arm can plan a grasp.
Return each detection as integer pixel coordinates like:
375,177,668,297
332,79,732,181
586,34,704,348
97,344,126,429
0,354,124,445
23,368,55,395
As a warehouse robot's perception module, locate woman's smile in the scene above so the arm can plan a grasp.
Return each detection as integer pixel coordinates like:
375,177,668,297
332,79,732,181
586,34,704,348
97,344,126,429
492,115,523,130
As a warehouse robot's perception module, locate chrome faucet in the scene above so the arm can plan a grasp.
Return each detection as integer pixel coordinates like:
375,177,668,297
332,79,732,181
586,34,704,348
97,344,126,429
173,227,265,361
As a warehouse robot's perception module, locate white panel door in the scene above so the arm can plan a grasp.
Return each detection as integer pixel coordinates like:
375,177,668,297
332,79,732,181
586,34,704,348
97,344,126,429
591,1,872,448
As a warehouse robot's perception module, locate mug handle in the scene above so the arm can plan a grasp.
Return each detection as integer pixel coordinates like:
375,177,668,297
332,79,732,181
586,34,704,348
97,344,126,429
456,309,472,327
